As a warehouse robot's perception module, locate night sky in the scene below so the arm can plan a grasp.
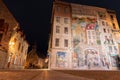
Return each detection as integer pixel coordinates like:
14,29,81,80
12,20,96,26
3,0,120,57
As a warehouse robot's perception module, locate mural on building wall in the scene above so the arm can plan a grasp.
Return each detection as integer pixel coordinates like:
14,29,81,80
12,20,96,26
71,15,119,69
71,15,103,69
56,52,67,68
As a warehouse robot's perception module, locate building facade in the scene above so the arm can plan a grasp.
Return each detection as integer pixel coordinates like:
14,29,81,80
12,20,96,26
0,0,29,69
48,1,120,70
7,28,29,69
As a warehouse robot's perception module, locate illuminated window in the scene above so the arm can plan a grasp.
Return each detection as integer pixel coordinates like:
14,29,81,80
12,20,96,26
56,17,60,23
107,29,109,33
64,39,68,47
64,18,68,24
64,27,68,34
55,38,59,47
56,26,60,33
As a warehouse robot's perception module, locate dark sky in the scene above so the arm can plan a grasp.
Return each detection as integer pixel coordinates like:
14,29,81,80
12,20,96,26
3,0,120,56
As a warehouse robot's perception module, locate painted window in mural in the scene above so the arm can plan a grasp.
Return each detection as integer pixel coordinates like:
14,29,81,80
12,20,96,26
114,46,118,54
109,46,112,52
55,38,59,47
106,22,108,26
56,52,67,67
56,25,60,33
102,21,105,26
56,17,60,23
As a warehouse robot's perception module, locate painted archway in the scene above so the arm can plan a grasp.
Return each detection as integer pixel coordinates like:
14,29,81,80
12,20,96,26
84,49,100,69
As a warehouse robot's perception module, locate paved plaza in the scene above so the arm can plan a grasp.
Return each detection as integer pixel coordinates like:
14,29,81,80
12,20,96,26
0,69,94,80
0,69,120,80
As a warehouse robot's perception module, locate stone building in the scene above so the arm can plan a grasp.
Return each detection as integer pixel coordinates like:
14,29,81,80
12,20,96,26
0,0,29,69
25,44,47,69
48,0,120,70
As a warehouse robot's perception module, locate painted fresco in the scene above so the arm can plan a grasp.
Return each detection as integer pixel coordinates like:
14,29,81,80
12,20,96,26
56,52,67,68
71,15,119,69
71,15,102,69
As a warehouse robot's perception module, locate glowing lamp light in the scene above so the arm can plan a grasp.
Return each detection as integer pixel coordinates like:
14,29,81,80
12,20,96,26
45,58,48,63
9,41,15,46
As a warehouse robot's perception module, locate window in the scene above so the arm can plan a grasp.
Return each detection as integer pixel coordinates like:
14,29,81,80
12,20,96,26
106,22,108,26
92,31,95,35
0,33,3,41
113,23,116,29
88,36,91,39
56,6,60,12
64,18,68,24
64,27,68,34
103,28,106,33
56,26,60,33
102,21,105,26
56,17,60,23
64,7,69,13
21,46,23,53
64,39,68,47
110,15,114,20
18,43,21,51
109,46,112,52
107,29,109,33
55,38,59,47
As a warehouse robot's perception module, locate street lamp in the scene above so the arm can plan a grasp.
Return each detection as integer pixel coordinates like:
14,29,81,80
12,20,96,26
9,41,15,46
